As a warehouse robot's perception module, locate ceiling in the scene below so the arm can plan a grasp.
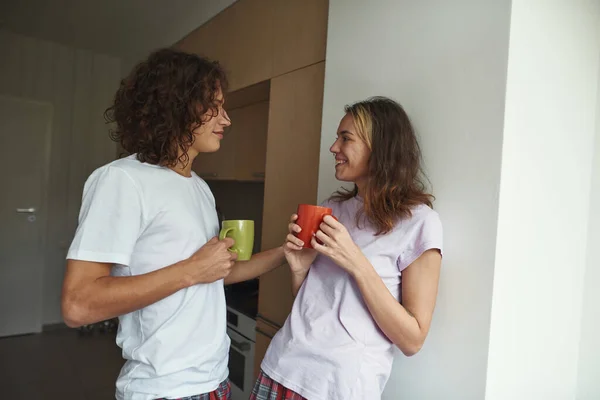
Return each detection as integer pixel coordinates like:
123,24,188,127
0,0,237,62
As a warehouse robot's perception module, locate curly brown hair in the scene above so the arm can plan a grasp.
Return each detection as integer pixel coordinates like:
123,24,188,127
332,97,434,235
105,48,228,167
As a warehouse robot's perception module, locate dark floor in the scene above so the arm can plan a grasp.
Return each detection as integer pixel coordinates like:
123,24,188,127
0,327,123,399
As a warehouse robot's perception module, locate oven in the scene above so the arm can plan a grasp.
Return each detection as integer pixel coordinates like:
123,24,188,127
226,306,256,400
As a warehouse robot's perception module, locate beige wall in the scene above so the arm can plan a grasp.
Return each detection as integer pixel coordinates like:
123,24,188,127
0,30,121,324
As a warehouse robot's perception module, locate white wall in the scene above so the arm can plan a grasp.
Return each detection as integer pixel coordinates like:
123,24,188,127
320,1,600,399
576,50,600,400
318,1,512,399
485,1,600,399
0,30,121,324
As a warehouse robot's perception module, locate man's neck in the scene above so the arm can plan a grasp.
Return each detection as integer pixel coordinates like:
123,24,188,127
169,151,197,178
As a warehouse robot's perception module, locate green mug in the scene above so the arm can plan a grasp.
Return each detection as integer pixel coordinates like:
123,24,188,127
219,220,255,261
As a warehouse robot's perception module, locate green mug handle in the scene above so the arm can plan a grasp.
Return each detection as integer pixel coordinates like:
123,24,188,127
219,227,237,254
219,227,234,241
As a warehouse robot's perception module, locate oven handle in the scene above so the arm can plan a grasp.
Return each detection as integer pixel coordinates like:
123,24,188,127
230,337,252,352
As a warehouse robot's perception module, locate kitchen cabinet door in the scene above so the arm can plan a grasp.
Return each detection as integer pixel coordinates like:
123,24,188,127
272,0,329,77
261,62,325,250
176,0,329,90
254,331,270,379
175,0,274,91
234,101,269,181
257,265,294,328
258,62,325,326
191,102,269,182
225,0,275,91
192,126,236,181
254,318,278,378
175,8,234,71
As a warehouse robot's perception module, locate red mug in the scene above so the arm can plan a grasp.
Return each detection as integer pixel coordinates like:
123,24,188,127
295,204,335,249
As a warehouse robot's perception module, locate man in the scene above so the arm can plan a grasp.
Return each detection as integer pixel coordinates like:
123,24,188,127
62,48,285,400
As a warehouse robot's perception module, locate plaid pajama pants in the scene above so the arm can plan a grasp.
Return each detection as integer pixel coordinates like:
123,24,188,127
155,379,231,400
250,370,306,400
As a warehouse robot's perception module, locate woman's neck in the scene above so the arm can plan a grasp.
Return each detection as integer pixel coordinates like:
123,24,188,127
355,180,367,198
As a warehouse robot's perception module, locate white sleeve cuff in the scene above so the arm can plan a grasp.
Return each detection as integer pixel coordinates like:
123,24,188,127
66,249,131,266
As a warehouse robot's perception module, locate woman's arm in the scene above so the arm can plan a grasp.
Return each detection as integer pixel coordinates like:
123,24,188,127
312,215,442,356
351,249,441,356
283,213,318,296
224,247,286,285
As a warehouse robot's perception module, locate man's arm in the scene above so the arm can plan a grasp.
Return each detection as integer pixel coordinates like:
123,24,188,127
62,260,191,327
62,237,235,328
224,246,285,285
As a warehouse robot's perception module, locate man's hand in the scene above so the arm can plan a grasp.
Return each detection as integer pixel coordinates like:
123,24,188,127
182,237,238,285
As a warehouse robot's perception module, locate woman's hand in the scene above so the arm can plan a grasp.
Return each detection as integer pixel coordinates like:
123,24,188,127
311,215,369,276
283,214,318,276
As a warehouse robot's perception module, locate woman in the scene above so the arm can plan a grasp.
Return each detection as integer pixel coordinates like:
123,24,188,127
251,97,443,400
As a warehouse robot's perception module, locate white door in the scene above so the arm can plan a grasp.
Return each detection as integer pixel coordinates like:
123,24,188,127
0,96,52,337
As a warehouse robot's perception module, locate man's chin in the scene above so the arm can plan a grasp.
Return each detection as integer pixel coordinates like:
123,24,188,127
197,144,220,154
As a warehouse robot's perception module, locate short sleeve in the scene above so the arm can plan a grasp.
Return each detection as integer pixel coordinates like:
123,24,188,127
67,166,144,266
397,210,443,272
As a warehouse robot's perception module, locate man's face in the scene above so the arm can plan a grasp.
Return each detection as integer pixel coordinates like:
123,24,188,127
190,88,231,154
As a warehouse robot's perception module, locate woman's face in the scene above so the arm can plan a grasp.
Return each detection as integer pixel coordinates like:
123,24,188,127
330,113,371,185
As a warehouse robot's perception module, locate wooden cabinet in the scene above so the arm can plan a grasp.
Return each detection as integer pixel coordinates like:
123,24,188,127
175,7,234,76
177,0,328,90
234,101,269,181
255,63,325,371
272,0,329,77
175,0,329,376
192,131,236,180
260,63,325,252
192,99,268,181
254,330,271,379
225,0,275,90
254,318,278,378
256,265,294,328
176,0,275,91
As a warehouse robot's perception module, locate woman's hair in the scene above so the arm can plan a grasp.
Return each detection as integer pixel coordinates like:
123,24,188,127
105,48,228,167
331,96,433,235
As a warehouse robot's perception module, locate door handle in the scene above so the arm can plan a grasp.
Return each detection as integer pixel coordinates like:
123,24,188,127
16,207,36,213
230,338,251,352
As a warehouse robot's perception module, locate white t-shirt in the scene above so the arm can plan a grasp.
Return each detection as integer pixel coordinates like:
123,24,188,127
67,155,229,400
261,198,443,400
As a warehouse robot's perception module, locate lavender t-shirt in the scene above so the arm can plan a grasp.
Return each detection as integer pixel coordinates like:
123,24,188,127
261,197,443,400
